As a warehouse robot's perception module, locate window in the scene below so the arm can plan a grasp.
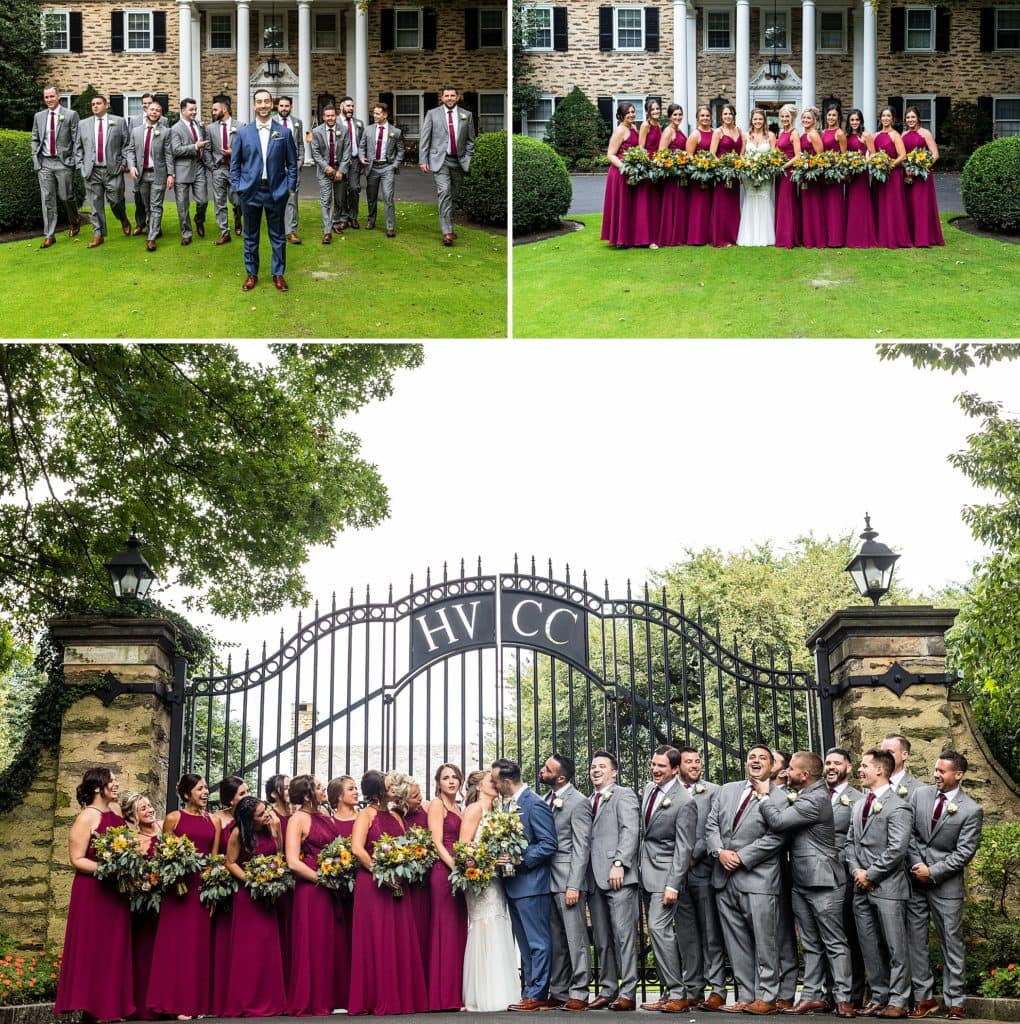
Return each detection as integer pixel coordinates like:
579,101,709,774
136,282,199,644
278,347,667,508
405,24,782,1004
904,7,934,51
614,6,644,49
760,9,789,52
395,7,423,48
704,9,732,51
614,93,647,122
125,10,153,51
313,11,340,50
993,95,1020,136
479,7,505,46
394,92,424,137
523,94,556,139
478,92,505,133
995,8,1020,49
902,95,934,133
124,92,148,121
59,92,73,108
817,8,845,51
42,10,69,51
259,11,288,52
207,11,234,51
525,5,552,49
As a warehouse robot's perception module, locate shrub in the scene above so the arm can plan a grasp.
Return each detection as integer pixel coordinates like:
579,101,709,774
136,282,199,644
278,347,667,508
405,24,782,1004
941,101,993,157
512,134,572,233
71,85,99,121
574,155,611,173
544,86,610,169
0,950,62,1006
455,129,506,226
961,136,1020,233
0,130,85,233
978,962,1020,999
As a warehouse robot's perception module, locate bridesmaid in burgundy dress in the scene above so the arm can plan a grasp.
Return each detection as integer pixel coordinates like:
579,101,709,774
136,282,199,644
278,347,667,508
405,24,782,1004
774,103,802,248
601,102,652,247
901,105,944,247
348,770,429,1015
395,775,433,978
211,775,247,1016
427,762,468,1010
286,775,348,1015
147,773,220,1019
844,109,877,248
266,773,293,974
222,796,287,1017
328,774,360,1009
685,105,716,245
821,105,847,247
122,791,162,1021
637,99,664,249
54,767,135,1021
657,104,688,247
873,106,912,248
709,103,745,246
799,107,826,248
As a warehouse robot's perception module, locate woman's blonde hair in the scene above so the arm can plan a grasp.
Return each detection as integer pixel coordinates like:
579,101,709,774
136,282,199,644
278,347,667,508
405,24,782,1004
779,103,798,122
120,791,147,826
386,771,415,811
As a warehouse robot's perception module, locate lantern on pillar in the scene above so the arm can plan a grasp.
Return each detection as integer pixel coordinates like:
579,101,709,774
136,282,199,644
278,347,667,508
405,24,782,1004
264,1,283,77
765,0,787,80
845,515,900,606
105,525,156,602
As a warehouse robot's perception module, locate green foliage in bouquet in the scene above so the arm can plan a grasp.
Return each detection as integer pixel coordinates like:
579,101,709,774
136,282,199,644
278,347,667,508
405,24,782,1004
92,825,147,896
199,854,238,915
152,833,205,896
449,840,496,897
317,835,358,894
244,853,294,905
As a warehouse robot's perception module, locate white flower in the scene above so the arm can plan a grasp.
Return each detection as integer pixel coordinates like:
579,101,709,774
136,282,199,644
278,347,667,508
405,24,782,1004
946,803,958,815
153,130,160,137
839,794,852,807
602,791,612,803
553,798,563,810
787,792,798,804
58,114,65,122
661,798,672,809
459,113,468,120
873,801,884,815
897,785,908,797
694,783,706,795
271,130,281,139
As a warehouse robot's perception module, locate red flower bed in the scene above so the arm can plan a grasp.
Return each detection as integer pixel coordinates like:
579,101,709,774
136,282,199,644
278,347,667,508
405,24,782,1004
0,953,61,1006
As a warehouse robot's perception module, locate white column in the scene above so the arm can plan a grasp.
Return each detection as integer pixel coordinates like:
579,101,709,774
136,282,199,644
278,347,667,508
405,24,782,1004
673,0,687,117
355,1,369,124
178,0,193,100
801,0,816,112
298,0,312,152
686,4,697,134
345,7,356,103
852,4,864,114
735,0,750,128
862,0,877,132
191,8,202,114
236,0,250,122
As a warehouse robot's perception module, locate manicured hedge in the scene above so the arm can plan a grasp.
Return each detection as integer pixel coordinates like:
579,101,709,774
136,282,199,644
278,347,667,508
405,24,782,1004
512,135,571,234
455,130,506,227
0,130,85,233
961,136,1020,234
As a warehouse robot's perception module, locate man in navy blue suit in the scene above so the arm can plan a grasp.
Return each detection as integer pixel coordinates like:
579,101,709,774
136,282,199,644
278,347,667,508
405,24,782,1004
492,758,558,1011
229,87,298,292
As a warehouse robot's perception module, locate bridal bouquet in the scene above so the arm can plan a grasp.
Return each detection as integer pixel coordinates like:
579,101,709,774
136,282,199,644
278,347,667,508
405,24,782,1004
317,835,358,894
739,150,783,189
92,825,148,897
244,853,294,905
478,809,529,877
151,832,205,896
198,854,238,916
620,146,652,184
449,840,496,896
399,825,438,886
789,152,827,189
688,152,717,188
867,151,894,183
903,147,934,183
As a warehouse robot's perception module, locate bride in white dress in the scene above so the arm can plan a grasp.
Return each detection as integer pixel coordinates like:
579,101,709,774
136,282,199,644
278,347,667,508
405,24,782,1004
459,769,521,1011
737,108,777,246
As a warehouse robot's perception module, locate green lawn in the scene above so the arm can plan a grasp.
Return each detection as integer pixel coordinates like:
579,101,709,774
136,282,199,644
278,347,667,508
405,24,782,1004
513,214,1018,338
1,202,506,339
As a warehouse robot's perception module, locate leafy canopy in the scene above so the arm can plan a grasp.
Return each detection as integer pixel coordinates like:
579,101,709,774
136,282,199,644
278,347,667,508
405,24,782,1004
0,0,43,130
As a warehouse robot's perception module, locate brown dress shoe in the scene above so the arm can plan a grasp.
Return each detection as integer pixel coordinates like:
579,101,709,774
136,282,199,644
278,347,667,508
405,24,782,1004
588,997,614,1010
195,222,205,237
322,233,332,244
562,999,589,1011
700,993,728,1011
68,223,81,237
509,998,546,1011
272,274,288,292
365,221,376,230
836,1005,857,1019
40,236,56,249
181,236,192,245
721,1003,749,1013
876,1009,907,1019
744,1002,779,1015
859,1005,886,1018
120,217,132,235
146,240,156,252
945,1008,965,1020
387,229,396,237
662,999,700,1013
287,232,302,244
350,219,360,229
242,273,258,291
234,223,243,236
640,999,668,1011
131,225,144,236
608,999,635,1011
87,234,103,248
783,1001,828,1015
908,1001,939,1019
545,999,566,1009
214,233,231,245
443,233,454,246
776,1002,795,1011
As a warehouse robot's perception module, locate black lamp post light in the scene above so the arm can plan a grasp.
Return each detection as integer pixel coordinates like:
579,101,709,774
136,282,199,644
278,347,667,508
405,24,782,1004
845,514,900,606
105,525,156,602
765,0,787,81
264,2,283,78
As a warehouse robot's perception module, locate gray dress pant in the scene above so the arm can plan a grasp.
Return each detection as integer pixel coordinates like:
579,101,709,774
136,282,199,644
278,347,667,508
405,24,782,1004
316,172,344,234
715,886,781,1003
211,164,240,235
365,163,396,231
588,884,638,1001
853,891,910,1009
643,891,685,1000
678,880,728,998
792,885,852,1003
38,156,78,237
174,172,207,239
136,170,167,242
433,154,464,235
907,887,966,1007
85,166,126,236
548,891,591,1001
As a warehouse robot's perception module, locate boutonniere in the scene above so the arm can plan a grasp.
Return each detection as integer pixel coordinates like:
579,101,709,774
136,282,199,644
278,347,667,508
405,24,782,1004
694,783,706,795
153,129,161,137
787,791,798,804
229,125,237,134
602,791,612,804
58,113,65,122
872,801,884,815
661,798,672,809
896,785,908,797
459,112,468,120
271,130,281,139
839,794,852,806
946,803,959,815
552,798,563,810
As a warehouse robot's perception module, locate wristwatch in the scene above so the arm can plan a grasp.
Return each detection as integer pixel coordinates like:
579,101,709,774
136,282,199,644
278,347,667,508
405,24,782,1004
613,859,623,868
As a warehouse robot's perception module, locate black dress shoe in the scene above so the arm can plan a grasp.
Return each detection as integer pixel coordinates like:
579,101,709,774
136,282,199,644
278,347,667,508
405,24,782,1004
195,222,205,237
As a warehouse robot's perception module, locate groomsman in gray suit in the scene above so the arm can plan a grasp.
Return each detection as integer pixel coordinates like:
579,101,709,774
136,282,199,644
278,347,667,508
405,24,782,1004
74,94,133,248
336,96,365,229
756,751,855,1018
360,102,403,237
32,85,80,247
169,98,211,244
705,744,785,1014
126,99,174,251
127,93,166,234
586,750,640,1011
310,103,350,243
418,85,475,246
906,751,983,1021
538,752,592,1011
846,748,913,1019
274,96,304,243
769,747,799,1008
207,96,243,245
638,746,698,1013
883,734,922,798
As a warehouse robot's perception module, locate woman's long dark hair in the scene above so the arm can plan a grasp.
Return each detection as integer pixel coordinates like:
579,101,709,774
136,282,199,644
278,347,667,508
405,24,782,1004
233,795,264,859
218,775,245,809
76,767,111,807
361,770,387,806
845,108,866,137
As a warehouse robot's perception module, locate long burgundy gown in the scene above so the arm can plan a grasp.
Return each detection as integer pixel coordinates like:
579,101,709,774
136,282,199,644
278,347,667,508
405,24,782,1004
131,835,159,1020
774,130,800,248
634,123,662,245
54,809,135,1020
348,810,429,1015
821,129,846,247
901,129,944,247
276,811,293,975
658,130,688,246
332,816,355,1010
686,129,714,245
221,830,287,1017
844,134,877,248
211,819,234,1016
601,128,653,247
287,812,349,1015
147,811,217,1017
406,806,432,979
428,806,468,1010
799,134,826,248
710,132,743,246
873,131,912,248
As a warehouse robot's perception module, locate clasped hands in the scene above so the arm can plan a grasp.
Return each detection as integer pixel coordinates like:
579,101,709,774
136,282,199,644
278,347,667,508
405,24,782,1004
852,869,875,892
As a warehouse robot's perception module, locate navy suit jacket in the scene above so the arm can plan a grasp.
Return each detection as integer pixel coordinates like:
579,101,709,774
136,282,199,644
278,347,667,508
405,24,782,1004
229,120,297,203
503,785,557,900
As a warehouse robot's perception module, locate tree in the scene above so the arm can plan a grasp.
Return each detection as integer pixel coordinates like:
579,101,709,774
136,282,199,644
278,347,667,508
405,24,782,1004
0,0,43,130
0,343,423,638
544,87,611,168
511,3,542,123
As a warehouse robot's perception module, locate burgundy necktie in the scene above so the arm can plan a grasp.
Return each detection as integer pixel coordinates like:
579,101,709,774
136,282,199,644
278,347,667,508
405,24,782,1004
828,786,837,798
592,792,602,816
189,120,198,143
448,109,458,157
644,786,660,827
222,122,229,165
546,791,555,807
97,118,104,163
861,791,876,827
375,125,384,161
328,128,335,167
347,117,355,149
49,111,57,156
732,786,754,830
930,793,946,831
143,126,152,170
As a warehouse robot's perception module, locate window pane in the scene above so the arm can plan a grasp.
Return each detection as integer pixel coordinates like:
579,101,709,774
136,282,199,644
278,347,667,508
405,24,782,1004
44,12,68,49
314,13,337,48
480,9,503,45
995,98,1020,136
395,95,421,136
527,8,552,47
127,12,151,49
396,10,420,46
479,95,505,133
764,12,787,48
264,13,284,48
617,8,642,48
210,14,232,48
905,9,932,48
997,9,1020,47
126,96,146,119
819,11,843,48
707,11,730,49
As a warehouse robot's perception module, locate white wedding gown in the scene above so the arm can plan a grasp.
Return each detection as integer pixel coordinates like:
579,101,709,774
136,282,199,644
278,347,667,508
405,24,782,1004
462,816,521,1011
736,138,776,246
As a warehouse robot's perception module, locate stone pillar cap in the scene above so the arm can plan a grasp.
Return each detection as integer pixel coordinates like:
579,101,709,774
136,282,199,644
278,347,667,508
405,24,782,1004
806,605,958,650
47,615,190,656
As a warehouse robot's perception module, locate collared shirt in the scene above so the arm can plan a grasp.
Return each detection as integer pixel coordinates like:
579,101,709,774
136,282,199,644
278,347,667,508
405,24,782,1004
890,770,907,789
830,780,849,802
591,785,612,806
142,123,156,169
48,110,60,151
257,120,272,179
871,782,893,800
938,787,960,806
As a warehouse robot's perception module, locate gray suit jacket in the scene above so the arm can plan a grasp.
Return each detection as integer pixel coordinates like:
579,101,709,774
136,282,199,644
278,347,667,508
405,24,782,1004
32,107,79,170
587,784,640,891
127,122,173,179
907,787,982,898
75,114,132,177
310,122,352,177
128,113,168,131
419,104,475,173
549,783,593,893
206,117,244,168
359,122,404,171
758,779,846,889
705,780,785,894
845,786,912,900
685,780,720,883
638,780,697,894
831,784,862,854
274,115,305,162
169,118,212,182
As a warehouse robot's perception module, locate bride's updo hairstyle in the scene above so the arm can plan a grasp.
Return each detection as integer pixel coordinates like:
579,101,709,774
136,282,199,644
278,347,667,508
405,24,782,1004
386,771,415,811
361,770,387,806
75,766,112,807
463,770,487,807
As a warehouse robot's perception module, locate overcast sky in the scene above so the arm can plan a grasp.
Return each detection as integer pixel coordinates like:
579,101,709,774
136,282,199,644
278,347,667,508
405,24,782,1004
178,340,1019,655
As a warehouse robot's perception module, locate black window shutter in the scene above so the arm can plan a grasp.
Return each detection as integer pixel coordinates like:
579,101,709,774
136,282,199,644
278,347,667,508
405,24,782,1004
423,8,438,49
380,8,394,50
553,7,568,50
424,91,440,112
154,92,170,116
976,96,993,121
379,91,394,114
934,9,949,51
597,96,614,131
110,93,124,115
111,10,124,51
462,91,479,126
598,7,613,50
645,7,659,51
887,96,902,124
979,8,994,51
69,94,78,108
465,8,479,49
890,7,904,52
934,96,950,138
153,11,166,51
70,12,83,52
